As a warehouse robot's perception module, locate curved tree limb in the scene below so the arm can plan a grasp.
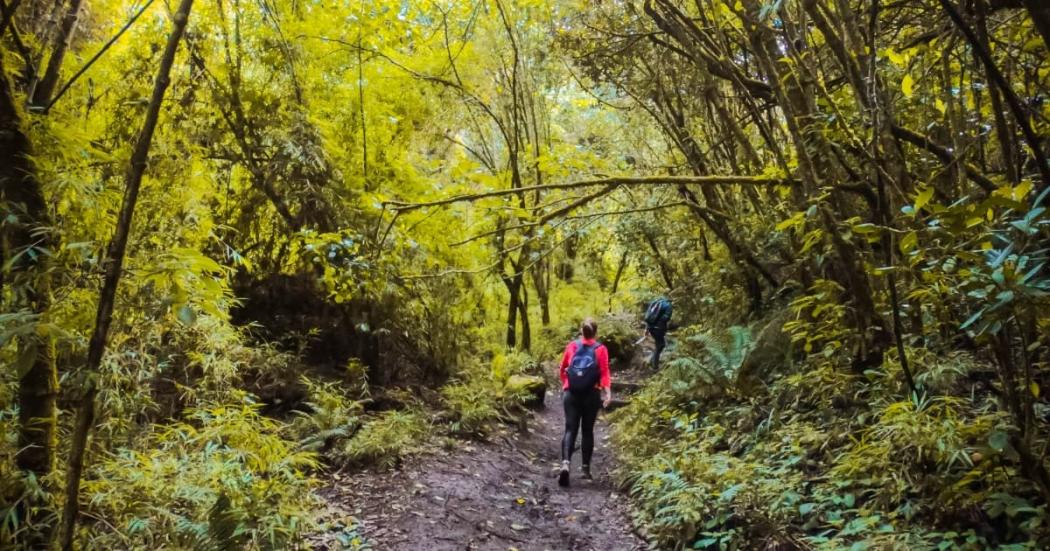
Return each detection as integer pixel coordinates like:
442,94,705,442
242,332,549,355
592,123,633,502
383,175,799,212
891,125,997,191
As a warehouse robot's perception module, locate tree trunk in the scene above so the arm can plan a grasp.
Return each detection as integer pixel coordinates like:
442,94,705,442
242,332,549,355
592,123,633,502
0,50,59,544
643,70,778,297
59,0,195,547
531,261,550,326
503,274,519,348
556,234,577,281
543,262,551,324
518,275,531,351
30,0,85,107
939,0,1050,190
610,250,629,295
642,231,675,290
977,0,1020,183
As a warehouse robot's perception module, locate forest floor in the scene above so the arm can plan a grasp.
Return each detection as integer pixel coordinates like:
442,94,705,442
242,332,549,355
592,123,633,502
312,362,647,551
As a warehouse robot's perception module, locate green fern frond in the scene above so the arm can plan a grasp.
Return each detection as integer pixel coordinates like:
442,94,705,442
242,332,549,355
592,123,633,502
207,493,241,551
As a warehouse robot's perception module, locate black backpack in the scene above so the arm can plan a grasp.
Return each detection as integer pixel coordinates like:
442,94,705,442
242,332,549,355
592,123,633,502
567,340,601,393
645,298,671,326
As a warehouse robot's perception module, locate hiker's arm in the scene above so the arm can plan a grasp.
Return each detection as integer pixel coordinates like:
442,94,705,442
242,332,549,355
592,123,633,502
598,346,612,407
558,342,574,391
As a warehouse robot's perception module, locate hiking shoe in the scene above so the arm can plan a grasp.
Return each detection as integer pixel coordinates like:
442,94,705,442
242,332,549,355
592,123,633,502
581,465,593,480
558,461,570,487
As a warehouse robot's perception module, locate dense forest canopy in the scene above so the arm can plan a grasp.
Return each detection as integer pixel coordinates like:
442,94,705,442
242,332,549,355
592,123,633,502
2,0,1050,548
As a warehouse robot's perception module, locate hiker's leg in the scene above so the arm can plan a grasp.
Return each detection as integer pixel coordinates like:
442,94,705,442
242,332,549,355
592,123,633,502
561,392,581,461
651,330,666,368
580,391,600,466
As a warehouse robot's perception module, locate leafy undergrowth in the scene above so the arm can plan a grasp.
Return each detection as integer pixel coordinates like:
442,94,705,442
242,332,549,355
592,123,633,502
81,397,319,549
0,322,541,548
613,322,1049,550
342,409,430,469
288,349,541,474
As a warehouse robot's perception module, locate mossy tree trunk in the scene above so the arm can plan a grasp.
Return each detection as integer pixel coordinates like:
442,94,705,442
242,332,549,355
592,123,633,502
0,44,59,525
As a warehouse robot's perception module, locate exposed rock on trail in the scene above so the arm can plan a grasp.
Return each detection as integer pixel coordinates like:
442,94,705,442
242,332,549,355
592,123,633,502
317,367,645,550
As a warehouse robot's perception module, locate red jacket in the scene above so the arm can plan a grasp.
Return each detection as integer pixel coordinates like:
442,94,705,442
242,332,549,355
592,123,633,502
559,338,611,391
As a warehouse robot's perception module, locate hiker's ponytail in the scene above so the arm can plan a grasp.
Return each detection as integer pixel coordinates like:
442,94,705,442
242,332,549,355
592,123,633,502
581,318,597,339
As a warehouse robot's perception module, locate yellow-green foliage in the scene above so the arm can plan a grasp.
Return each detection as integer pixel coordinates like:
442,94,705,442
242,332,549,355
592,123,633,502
489,350,540,382
783,279,851,360
81,398,318,549
442,381,508,436
0,408,53,542
286,378,365,455
441,351,536,436
831,396,1001,506
613,325,1044,550
4,0,1050,547
90,312,298,448
341,410,428,469
441,380,535,437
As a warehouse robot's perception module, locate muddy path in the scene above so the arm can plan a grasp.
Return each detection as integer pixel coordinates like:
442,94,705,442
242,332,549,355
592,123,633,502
316,365,647,550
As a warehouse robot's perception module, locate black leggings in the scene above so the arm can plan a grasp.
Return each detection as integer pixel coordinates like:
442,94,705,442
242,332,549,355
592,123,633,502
650,327,667,369
562,390,601,465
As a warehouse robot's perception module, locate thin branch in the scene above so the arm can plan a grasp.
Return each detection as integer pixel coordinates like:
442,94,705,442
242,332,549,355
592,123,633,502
449,184,619,247
891,125,997,191
0,0,21,35
536,184,619,224
443,132,495,172
45,0,158,111
402,215,602,280
375,209,400,255
563,201,690,220
299,34,515,149
383,174,799,212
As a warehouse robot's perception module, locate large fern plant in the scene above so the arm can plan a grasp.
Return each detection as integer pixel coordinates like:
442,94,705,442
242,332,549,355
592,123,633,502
663,326,754,397
692,326,753,381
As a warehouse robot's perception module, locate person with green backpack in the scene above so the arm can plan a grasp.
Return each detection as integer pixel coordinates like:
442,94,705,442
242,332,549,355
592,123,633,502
644,295,672,369
558,318,611,487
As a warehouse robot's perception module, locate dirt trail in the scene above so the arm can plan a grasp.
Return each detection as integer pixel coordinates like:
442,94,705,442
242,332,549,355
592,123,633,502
317,365,646,550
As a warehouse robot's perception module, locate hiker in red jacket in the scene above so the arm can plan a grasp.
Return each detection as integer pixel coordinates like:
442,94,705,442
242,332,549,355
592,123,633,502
558,318,611,487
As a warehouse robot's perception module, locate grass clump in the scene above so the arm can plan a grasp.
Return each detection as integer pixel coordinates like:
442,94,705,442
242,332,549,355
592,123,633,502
440,350,540,436
81,395,319,549
286,377,365,456
341,409,428,469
